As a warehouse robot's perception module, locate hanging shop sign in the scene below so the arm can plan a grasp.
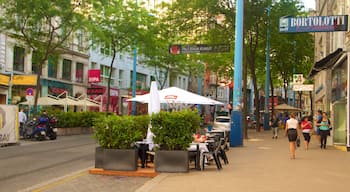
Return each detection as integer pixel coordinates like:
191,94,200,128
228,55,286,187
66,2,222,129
12,75,37,85
88,69,101,83
87,87,104,95
169,44,230,54
279,15,348,33
0,74,9,86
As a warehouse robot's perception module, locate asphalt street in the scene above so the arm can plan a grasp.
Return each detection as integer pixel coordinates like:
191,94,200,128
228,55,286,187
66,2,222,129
0,135,97,192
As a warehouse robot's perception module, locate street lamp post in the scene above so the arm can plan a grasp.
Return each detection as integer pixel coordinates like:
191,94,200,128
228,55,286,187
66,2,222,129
131,0,138,115
230,0,244,147
264,4,271,130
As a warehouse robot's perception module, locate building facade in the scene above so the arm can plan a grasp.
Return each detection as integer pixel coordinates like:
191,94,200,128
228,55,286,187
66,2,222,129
312,0,349,150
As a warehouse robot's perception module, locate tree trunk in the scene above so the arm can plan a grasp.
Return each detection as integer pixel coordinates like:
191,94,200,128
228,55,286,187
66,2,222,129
106,47,117,113
270,74,274,119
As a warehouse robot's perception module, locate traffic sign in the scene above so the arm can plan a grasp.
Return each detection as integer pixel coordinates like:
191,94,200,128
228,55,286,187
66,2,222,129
26,88,34,96
293,84,314,91
292,74,304,85
169,44,230,54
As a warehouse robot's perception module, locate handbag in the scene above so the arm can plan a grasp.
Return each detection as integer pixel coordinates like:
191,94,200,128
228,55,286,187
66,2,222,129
296,137,300,147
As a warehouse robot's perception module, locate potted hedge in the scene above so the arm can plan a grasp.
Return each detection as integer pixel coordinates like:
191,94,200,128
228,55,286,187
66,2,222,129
93,114,149,171
151,110,200,173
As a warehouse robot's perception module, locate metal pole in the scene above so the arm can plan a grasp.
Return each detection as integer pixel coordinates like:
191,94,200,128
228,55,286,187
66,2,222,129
132,47,137,115
197,74,202,113
7,71,13,105
131,0,138,116
293,41,296,107
230,0,244,147
263,5,271,130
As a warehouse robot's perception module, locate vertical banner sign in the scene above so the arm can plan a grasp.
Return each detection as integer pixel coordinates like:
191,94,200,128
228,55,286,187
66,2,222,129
279,15,348,33
88,69,101,83
0,105,18,144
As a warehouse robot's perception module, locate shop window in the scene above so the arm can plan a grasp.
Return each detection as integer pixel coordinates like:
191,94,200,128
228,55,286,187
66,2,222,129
130,72,146,90
48,57,57,78
76,62,84,83
62,59,72,80
13,46,25,72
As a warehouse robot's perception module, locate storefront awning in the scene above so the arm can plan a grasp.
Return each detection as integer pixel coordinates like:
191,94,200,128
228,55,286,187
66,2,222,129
308,48,344,77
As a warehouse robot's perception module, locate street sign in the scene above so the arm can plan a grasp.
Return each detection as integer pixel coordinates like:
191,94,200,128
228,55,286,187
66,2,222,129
25,95,34,103
292,74,304,85
169,44,230,54
292,84,314,91
26,88,34,96
279,15,348,33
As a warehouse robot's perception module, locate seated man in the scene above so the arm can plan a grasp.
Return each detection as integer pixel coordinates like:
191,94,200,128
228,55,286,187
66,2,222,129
31,111,49,137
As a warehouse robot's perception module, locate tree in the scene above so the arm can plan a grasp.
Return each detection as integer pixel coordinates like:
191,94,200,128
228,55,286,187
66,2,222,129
0,0,86,114
88,0,156,112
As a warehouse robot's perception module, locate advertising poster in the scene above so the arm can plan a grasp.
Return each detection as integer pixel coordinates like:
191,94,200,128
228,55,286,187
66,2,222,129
0,105,18,144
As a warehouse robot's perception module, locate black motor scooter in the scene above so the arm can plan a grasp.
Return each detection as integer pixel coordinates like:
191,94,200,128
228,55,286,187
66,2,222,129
22,118,46,141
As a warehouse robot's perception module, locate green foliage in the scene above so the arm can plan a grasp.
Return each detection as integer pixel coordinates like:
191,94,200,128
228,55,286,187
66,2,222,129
44,111,104,128
0,0,88,115
151,110,201,151
133,115,151,140
93,115,148,149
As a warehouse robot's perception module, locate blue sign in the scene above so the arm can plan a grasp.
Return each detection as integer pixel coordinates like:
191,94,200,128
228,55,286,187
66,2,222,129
279,15,348,33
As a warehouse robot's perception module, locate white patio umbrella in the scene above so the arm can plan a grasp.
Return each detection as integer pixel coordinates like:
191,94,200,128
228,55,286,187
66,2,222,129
146,81,160,150
19,96,64,106
128,87,224,105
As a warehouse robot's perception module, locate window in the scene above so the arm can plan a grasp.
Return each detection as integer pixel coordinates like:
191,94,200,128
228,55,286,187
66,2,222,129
76,30,83,51
118,69,124,88
130,72,146,90
48,57,57,78
76,62,84,83
100,65,115,86
31,51,39,74
13,46,25,72
91,62,98,69
62,59,72,80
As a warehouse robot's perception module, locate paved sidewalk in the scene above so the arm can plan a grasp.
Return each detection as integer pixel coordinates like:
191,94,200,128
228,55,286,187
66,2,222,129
137,130,349,192
29,130,349,192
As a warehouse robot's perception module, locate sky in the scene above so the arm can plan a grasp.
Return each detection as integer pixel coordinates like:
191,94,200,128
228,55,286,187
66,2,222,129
300,0,316,10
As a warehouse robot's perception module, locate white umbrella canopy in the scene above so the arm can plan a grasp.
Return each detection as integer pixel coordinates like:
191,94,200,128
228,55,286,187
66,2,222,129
128,87,224,105
146,81,160,149
19,96,64,106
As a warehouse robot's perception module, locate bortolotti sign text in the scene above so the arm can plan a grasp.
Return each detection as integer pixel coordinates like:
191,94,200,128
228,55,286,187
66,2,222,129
279,15,348,33
169,44,230,54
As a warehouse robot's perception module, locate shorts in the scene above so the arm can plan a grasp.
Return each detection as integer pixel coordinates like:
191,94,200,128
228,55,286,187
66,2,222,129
316,127,320,135
303,132,311,142
287,129,297,142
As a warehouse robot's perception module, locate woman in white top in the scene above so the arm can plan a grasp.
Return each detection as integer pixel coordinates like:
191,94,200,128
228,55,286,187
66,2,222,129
284,113,301,159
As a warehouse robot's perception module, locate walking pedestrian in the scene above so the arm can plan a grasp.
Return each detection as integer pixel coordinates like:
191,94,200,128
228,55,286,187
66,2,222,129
315,110,322,143
284,112,301,159
18,108,27,137
317,112,331,149
301,116,313,150
271,114,280,139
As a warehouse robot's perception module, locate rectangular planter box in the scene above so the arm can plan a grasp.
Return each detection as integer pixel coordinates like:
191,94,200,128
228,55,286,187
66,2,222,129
155,150,189,173
95,147,104,168
95,148,138,171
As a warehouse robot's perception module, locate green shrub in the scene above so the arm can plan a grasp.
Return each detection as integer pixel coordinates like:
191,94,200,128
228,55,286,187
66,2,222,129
133,115,151,140
93,115,144,149
151,110,201,151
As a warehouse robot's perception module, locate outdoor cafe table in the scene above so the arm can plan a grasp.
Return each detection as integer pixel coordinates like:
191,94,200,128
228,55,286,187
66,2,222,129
188,141,212,170
135,141,152,168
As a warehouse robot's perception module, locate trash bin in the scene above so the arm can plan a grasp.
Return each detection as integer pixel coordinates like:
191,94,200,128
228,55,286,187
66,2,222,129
208,125,213,132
